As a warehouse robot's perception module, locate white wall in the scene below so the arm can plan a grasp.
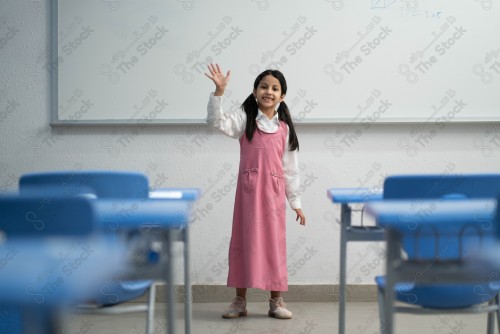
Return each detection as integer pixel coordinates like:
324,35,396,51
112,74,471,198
1,1,499,286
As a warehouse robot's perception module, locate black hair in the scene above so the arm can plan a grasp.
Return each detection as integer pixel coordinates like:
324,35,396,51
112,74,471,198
240,69,299,151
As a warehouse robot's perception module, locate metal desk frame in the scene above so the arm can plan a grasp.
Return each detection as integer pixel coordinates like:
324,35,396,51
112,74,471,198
77,191,198,334
327,188,383,334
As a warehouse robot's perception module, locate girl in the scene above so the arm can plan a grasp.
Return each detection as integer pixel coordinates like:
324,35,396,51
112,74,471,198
205,64,306,320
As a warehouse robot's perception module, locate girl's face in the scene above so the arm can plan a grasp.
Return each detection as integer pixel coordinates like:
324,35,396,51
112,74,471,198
253,75,285,112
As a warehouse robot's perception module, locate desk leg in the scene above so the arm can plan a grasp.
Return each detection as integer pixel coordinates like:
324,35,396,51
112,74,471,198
383,229,397,334
184,228,192,334
146,284,156,334
166,230,176,334
338,204,350,334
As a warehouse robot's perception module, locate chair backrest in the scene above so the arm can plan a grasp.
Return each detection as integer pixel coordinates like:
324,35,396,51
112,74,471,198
0,196,95,237
383,174,500,260
19,171,149,199
384,174,500,200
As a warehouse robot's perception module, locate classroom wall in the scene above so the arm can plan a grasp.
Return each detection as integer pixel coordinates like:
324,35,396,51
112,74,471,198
1,1,499,286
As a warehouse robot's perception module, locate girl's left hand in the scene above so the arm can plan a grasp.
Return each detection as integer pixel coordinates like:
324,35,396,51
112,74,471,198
294,208,306,226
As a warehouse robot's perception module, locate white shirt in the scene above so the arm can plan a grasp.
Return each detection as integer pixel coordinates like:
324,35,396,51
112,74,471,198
207,93,301,209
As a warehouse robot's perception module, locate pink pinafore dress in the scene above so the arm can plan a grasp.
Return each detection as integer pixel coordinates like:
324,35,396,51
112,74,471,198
227,121,288,291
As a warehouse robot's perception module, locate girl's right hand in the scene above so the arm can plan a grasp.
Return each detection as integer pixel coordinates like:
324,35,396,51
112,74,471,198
204,63,231,96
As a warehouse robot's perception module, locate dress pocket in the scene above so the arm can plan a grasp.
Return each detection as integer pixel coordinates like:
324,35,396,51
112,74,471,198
241,168,258,192
270,172,285,197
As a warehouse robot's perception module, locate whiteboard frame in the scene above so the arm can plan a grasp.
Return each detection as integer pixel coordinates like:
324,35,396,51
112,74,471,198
50,0,500,126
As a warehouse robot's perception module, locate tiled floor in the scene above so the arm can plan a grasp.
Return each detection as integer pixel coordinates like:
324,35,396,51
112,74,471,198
63,302,492,334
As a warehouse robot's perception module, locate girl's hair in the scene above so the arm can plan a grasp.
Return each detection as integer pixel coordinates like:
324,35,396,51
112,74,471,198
241,70,299,151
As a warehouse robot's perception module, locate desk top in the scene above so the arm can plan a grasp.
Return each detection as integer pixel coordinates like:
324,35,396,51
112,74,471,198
94,198,194,229
149,188,200,200
365,199,496,230
327,188,383,204
1,191,199,230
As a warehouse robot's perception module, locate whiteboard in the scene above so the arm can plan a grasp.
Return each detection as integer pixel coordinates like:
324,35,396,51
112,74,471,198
51,0,500,125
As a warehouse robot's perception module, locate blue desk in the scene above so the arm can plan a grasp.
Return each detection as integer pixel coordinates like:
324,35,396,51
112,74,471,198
149,188,199,334
0,195,128,334
365,199,497,334
3,190,198,334
327,188,383,334
52,190,198,334
101,189,200,334
18,171,200,334
94,198,192,229
366,199,496,228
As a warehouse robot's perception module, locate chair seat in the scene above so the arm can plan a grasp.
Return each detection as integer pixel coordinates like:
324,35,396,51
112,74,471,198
375,276,499,309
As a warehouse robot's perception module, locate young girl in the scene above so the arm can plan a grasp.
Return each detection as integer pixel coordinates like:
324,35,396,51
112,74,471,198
205,64,306,320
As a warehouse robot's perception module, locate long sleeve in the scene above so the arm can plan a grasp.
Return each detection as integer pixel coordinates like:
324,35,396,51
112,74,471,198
206,93,246,139
282,127,302,209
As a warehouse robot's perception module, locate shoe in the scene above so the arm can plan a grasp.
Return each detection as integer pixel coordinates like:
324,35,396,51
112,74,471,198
221,296,248,318
268,297,292,319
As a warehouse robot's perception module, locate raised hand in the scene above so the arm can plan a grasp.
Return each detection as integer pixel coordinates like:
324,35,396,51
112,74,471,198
205,63,231,96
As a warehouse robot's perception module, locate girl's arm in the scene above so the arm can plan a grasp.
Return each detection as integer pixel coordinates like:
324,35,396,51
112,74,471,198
282,127,306,225
205,64,246,139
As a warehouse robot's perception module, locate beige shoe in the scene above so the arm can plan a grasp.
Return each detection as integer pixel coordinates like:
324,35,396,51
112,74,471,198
268,297,292,319
222,296,248,318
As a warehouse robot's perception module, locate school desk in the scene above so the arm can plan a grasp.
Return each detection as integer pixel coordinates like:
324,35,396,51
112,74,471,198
327,188,383,334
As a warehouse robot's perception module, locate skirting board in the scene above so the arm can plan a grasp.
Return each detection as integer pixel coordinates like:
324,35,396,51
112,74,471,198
132,285,377,303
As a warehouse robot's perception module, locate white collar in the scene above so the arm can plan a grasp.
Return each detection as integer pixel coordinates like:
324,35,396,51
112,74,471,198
256,109,280,125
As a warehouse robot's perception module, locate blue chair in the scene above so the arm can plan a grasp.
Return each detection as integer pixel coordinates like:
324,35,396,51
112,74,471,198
19,171,157,333
372,174,500,334
0,195,127,334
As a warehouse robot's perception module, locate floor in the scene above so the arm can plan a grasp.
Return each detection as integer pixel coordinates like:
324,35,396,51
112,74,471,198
62,302,492,334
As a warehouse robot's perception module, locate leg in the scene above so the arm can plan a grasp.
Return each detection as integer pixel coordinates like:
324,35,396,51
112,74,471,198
183,228,192,334
494,293,500,334
166,230,176,334
236,288,247,299
338,204,349,334
270,291,281,299
487,309,494,334
146,284,156,334
487,295,496,334
377,286,387,334
384,229,400,334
